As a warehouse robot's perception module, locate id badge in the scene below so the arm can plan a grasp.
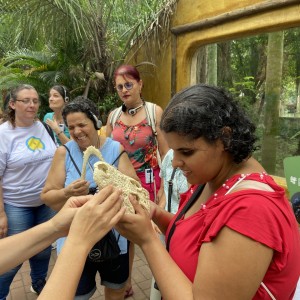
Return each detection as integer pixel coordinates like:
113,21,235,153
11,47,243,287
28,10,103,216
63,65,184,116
145,168,154,184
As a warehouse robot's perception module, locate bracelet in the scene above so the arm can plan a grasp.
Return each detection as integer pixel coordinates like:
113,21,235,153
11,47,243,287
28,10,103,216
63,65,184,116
57,130,63,136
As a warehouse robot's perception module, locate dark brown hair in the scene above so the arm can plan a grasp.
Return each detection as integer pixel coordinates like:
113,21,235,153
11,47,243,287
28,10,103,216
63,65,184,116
5,84,38,127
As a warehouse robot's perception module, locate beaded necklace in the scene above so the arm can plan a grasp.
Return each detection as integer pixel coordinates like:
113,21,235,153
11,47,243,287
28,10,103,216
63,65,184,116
200,172,268,210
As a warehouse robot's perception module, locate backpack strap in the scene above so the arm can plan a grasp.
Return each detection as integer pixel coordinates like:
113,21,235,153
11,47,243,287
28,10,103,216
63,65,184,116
144,102,157,136
109,107,122,129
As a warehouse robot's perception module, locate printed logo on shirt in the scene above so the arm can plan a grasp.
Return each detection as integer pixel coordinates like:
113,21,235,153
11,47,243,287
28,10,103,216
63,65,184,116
26,136,45,151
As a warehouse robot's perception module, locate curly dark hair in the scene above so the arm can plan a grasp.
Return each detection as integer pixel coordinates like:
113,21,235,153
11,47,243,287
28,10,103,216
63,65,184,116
62,96,101,130
160,84,257,164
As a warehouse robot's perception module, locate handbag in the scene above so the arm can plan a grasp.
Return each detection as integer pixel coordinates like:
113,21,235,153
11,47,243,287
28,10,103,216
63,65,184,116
88,230,121,263
63,145,122,262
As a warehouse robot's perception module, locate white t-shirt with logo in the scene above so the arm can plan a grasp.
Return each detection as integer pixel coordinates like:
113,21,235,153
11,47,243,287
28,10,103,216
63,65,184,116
0,121,56,207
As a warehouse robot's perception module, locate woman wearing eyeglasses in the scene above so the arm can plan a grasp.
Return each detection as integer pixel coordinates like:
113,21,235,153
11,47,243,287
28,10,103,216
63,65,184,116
107,65,168,202
106,64,169,298
43,85,71,146
0,84,57,298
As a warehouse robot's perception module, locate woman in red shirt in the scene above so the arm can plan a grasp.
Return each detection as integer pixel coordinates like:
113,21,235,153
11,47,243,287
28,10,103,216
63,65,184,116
117,84,300,300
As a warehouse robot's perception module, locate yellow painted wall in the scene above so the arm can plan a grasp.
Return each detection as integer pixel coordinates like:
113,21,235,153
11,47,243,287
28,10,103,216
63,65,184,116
125,27,173,107
124,0,300,194
125,0,300,109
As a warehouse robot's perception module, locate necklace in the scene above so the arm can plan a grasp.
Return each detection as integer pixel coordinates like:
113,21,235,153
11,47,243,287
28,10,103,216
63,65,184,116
199,172,268,211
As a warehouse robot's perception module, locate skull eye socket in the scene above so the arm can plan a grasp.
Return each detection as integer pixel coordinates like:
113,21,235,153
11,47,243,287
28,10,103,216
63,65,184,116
130,179,140,188
97,163,109,174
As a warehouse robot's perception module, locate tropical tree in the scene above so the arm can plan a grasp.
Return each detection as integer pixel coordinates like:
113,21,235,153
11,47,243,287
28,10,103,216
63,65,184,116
0,0,170,85
207,44,217,85
0,0,173,117
261,31,284,174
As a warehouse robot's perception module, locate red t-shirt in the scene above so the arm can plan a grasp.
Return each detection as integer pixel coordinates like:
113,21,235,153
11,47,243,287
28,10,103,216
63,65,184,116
166,173,300,299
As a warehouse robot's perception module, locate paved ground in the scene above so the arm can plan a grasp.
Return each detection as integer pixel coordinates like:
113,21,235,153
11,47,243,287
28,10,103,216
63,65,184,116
7,245,152,300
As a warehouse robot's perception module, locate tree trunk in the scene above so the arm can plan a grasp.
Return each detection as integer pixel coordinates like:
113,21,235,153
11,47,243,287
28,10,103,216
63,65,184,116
196,46,207,84
261,31,284,174
207,44,218,85
297,82,300,113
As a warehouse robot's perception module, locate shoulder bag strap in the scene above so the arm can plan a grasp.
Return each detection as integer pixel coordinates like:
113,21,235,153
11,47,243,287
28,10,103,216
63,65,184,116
63,145,81,176
166,184,205,251
42,121,55,144
167,168,178,213
144,102,157,135
112,150,126,166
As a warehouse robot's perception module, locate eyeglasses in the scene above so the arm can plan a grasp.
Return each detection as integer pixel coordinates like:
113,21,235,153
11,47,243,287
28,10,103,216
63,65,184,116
116,82,134,92
16,98,40,105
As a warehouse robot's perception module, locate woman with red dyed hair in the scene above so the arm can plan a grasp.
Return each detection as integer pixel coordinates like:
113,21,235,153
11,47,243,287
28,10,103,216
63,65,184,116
106,64,168,297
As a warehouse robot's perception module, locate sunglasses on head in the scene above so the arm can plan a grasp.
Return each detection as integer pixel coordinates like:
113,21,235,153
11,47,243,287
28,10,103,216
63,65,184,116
116,82,134,92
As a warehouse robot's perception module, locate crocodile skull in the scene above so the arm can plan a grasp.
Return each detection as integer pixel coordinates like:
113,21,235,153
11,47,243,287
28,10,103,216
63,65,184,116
81,146,150,214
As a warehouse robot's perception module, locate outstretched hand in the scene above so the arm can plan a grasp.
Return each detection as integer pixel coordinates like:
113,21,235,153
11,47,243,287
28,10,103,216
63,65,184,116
68,185,126,247
50,185,125,242
116,196,157,247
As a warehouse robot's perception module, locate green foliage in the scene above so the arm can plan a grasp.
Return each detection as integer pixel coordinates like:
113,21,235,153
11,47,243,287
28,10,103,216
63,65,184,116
0,0,171,116
98,93,122,124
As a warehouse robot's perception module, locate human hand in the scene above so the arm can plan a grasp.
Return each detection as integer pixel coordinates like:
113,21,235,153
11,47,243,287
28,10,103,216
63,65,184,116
45,119,60,133
149,200,159,219
151,220,161,235
50,185,125,239
0,211,8,238
67,186,126,248
116,196,157,247
50,194,93,236
64,179,90,198
157,190,166,209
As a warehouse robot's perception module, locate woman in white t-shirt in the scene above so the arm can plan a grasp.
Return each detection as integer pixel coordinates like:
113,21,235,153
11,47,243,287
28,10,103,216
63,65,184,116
0,84,57,298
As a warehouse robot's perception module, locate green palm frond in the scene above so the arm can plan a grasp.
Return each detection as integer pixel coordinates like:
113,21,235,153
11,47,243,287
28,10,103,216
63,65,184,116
0,0,175,106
